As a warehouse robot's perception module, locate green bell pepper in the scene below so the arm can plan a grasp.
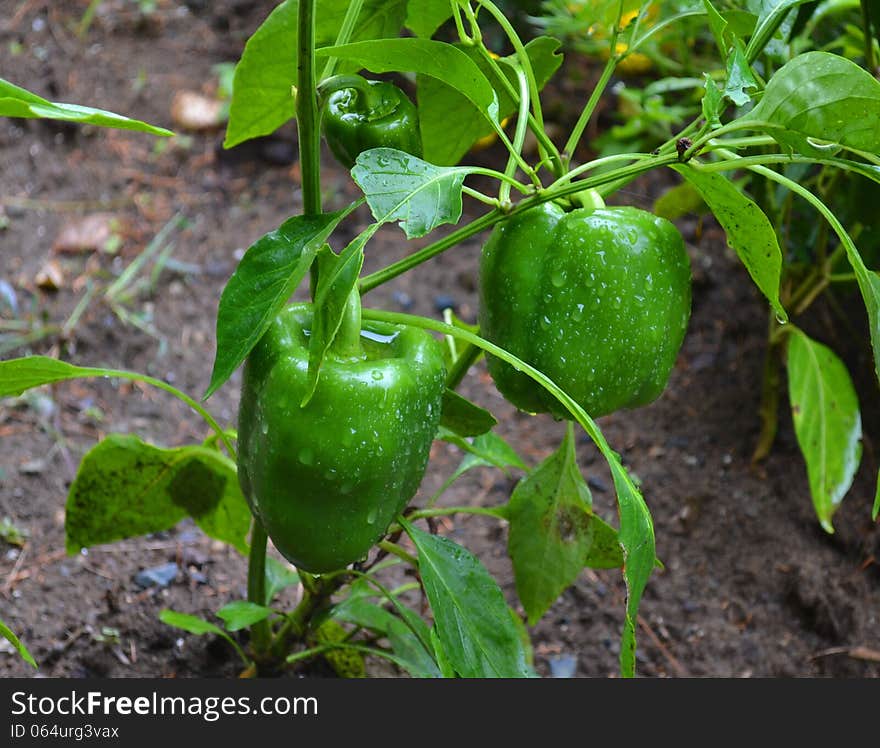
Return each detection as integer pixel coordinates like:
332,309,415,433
479,202,691,419
319,74,422,169
237,303,445,573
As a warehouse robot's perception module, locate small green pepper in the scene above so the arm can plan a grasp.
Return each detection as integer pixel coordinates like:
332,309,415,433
319,74,422,169
237,302,445,574
479,202,691,419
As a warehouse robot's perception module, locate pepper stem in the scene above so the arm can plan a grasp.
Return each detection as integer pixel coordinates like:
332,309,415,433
331,287,363,359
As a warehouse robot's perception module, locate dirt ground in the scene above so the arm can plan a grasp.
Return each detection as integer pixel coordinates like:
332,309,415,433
1,0,878,679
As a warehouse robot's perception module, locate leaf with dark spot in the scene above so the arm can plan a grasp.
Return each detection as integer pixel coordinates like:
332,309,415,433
66,434,250,554
507,425,623,626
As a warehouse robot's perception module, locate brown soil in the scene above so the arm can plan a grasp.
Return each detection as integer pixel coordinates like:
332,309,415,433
1,0,878,679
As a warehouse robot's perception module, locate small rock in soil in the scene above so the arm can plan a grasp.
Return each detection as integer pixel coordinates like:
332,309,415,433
548,654,578,678
433,294,457,313
392,290,413,311
587,476,608,493
133,563,179,589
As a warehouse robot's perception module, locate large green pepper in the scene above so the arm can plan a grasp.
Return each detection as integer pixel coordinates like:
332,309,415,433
319,74,422,169
479,202,691,419
237,303,445,573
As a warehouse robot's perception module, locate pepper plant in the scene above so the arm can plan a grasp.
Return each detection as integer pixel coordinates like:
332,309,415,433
1,0,879,678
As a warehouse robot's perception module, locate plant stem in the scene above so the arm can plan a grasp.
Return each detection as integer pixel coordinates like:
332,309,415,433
563,53,618,166
446,341,482,390
376,540,418,566
246,522,271,654
408,505,508,521
297,0,321,217
752,313,782,463
320,0,364,80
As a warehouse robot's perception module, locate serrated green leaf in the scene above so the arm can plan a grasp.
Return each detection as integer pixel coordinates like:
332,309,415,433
724,38,758,106
0,618,36,669
352,149,473,239
0,77,171,136
65,434,251,554
402,520,535,678
787,330,862,533
741,52,880,156
216,601,273,632
672,164,787,321
206,205,355,398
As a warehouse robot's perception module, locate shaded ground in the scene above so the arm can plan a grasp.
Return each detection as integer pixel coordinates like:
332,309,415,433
1,0,878,678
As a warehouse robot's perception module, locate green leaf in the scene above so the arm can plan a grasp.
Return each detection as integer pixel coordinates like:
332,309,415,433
330,589,440,677
351,148,473,239
702,74,725,129
609,455,654,679
672,164,787,321
417,36,563,166
787,330,862,533
65,434,251,554
216,601,273,632
316,38,500,122
159,610,231,641
723,38,758,106
205,205,355,398
303,232,370,404
741,52,880,156
438,429,527,479
264,557,300,604
744,0,813,62
702,0,730,60
0,356,95,397
653,179,709,220
873,472,879,521
0,618,37,669
402,520,535,678
406,0,452,38
430,626,456,678
508,427,622,625
224,0,407,148
439,389,497,438
0,77,171,136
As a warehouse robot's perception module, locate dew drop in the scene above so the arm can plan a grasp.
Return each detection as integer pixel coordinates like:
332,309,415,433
371,370,384,381
298,448,314,465
550,268,566,287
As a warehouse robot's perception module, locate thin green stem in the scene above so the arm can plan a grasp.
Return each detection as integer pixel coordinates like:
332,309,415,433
473,44,563,179
500,63,531,206
563,54,618,166
446,341,482,391
408,505,508,521
297,0,321,217
247,523,270,654
462,186,501,207
376,540,418,566
320,0,363,80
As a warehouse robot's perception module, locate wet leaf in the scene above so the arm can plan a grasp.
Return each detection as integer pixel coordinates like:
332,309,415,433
787,330,862,532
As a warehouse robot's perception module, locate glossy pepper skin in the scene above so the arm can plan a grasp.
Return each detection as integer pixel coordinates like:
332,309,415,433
237,304,445,573
479,203,691,419
319,74,422,169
